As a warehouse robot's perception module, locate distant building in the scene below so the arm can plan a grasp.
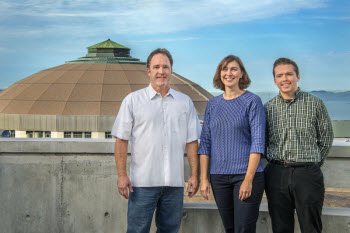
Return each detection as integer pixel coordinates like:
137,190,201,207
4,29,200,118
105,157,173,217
0,39,212,138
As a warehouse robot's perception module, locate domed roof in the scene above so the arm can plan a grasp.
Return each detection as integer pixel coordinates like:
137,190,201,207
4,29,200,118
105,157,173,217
0,63,211,116
0,39,212,132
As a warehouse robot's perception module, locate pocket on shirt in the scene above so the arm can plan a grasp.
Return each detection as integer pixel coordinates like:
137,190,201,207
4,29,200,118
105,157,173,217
172,112,187,134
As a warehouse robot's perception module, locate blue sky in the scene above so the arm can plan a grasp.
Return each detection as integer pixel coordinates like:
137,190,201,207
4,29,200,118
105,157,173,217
0,0,349,93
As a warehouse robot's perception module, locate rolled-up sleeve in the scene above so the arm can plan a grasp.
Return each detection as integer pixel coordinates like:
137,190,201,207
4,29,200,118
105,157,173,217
111,94,133,140
198,99,212,156
249,96,266,155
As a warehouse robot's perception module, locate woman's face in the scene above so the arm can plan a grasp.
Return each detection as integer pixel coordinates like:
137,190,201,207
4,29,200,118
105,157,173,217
220,60,243,89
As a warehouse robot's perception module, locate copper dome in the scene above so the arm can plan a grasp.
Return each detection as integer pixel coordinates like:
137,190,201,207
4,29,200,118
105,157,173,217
0,39,212,133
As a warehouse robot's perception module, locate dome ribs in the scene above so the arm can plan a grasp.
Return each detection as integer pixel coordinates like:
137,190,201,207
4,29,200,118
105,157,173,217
61,65,90,115
0,40,212,118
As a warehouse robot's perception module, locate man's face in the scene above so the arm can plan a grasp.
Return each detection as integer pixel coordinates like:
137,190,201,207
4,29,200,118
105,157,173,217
274,64,300,97
147,53,172,91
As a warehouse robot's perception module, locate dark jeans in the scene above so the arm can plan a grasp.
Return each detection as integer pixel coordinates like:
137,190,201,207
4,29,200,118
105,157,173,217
127,187,184,233
210,172,265,233
264,163,325,233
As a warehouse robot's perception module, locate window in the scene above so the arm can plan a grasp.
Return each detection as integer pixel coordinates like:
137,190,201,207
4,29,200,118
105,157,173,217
36,131,43,138
84,132,91,138
105,132,112,139
1,130,10,137
26,131,33,138
45,131,51,138
64,132,72,138
73,132,83,138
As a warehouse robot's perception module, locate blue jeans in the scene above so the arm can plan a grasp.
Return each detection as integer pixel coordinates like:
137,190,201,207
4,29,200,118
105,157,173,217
126,187,184,233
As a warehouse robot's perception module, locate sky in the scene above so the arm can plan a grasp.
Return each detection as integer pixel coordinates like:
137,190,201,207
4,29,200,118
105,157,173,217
0,0,349,93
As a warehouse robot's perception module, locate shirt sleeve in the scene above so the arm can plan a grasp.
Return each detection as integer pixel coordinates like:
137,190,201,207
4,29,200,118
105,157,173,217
198,99,212,156
316,99,334,163
263,103,269,159
111,94,133,140
249,96,266,155
186,98,202,143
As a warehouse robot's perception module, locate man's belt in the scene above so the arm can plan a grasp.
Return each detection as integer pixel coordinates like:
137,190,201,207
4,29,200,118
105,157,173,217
269,159,319,168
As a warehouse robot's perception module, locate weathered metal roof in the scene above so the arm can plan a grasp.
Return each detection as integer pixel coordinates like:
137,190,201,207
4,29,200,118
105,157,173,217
0,63,211,116
87,39,129,49
0,39,212,131
66,39,141,64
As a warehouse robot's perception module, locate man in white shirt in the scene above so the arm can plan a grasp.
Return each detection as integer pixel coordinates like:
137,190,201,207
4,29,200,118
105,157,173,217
111,48,201,233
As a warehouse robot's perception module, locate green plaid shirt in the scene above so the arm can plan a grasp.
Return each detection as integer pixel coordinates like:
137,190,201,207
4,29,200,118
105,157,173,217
264,88,333,163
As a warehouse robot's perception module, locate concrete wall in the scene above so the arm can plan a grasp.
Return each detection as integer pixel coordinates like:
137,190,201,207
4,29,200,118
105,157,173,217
0,138,349,233
0,114,116,132
1,114,348,138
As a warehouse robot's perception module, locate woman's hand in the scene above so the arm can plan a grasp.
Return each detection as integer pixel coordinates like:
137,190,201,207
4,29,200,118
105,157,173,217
200,178,211,200
239,153,261,201
239,179,252,201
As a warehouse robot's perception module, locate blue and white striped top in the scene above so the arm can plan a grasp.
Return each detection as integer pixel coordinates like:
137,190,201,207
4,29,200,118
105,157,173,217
198,91,266,174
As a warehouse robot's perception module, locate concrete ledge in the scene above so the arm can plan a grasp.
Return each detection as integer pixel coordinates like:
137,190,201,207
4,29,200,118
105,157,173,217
0,138,349,157
0,138,116,154
183,202,217,209
330,138,350,158
323,207,350,217
183,203,268,212
183,203,350,217
333,138,350,146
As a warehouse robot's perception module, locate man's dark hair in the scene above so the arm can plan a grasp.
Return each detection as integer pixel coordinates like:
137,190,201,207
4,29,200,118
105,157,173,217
146,48,173,69
273,58,299,77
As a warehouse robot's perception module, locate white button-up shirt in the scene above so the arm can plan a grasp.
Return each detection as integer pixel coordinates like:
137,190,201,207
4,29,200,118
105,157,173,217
111,85,201,187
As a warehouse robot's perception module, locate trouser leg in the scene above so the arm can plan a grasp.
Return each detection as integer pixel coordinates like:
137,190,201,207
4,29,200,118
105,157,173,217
265,163,295,233
211,174,235,233
127,187,161,233
233,172,265,233
293,165,324,233
155,187,184,233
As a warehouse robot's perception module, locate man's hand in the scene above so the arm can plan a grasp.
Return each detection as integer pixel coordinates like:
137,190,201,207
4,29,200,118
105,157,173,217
200,178,210,200
187,175,199,198
239,179,252,201
118,175,133,199
186,140,199,198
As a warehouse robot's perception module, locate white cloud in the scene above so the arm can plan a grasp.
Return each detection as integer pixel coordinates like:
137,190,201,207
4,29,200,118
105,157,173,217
0,0,328,35
45,12,117,17
312,16,350,21
0,46,14,53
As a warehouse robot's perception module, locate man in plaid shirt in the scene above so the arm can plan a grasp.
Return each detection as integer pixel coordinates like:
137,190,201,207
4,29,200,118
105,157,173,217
264,58,334,233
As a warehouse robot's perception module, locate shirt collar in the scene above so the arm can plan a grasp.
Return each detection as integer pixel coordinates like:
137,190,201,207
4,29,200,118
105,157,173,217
147,84,174,100
294,87,302,99
278,87,301,102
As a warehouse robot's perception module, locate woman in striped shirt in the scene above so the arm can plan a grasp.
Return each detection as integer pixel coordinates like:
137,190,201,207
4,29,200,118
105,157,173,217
198,55,266,233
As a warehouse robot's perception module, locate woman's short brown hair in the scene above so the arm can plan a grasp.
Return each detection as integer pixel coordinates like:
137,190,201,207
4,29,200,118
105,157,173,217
213,55,251,91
